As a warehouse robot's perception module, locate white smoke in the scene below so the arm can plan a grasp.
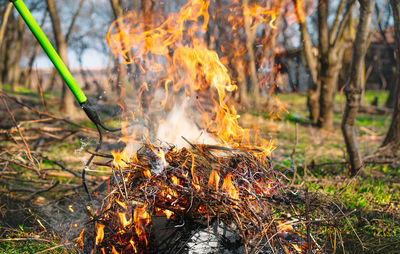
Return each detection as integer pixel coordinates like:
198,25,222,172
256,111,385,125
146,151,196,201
156,99,217,148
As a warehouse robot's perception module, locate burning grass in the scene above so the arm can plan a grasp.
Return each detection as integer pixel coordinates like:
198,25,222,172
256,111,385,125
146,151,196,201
71,142,337,253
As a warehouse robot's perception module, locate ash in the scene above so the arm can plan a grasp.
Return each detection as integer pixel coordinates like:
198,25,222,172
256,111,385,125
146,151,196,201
187,222,242,254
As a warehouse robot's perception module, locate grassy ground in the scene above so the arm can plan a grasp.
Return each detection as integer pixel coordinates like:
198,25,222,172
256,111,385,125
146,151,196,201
240,91,400,252
1,86,399,253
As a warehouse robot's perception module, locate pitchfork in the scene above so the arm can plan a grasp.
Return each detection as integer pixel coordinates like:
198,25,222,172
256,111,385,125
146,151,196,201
9,0,121,200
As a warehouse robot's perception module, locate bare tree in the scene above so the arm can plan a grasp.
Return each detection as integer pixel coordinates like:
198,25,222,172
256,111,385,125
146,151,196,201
243,0,260,107
380,0,400,156
261,0,283,91
233,37,250,108
46,0,86,116
294,0,356,129
46,0,75,115
0,8,16,85
24,11,48,88
375,2,398,109
10,16,24,91
0,3,13,48
342,0,375,176
46,0,86,92
109,0,129,93
110,0,124,21
292,0,319,121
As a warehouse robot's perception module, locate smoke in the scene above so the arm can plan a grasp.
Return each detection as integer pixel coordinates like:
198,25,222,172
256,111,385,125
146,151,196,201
156,99,217,148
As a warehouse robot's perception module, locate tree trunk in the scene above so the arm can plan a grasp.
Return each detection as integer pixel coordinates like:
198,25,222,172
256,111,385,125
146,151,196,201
25,42,42,88
307,82,320,123
385,75,398,108
139,0,156,118
1,11,15,85
360,58,366,103
243,0,260,107
381,0,400,155
0,3,12,49
294,0,355,127
141,0,155,31
292,0,319,122
342,0,375,176
45,0,84,92
340,46,353,90
261,0,282,94
45,69,60,92
110,0,124,20
25,9,49,89
109,0,128,94
10,16,24,91
318,48,345,130
46,0,76,116
317,0,335,130
317,0,355,130
46,0,83,91
233,38,250,108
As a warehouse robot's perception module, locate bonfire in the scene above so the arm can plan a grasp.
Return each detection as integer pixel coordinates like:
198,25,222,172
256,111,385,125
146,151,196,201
74,142,318,253
68,0,327,253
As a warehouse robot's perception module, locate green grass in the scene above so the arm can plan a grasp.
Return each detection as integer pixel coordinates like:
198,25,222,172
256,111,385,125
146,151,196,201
306,175,400,237
277,93,307,107
363,90,390,107
0,241,64,253
1,84,60,99
335,90,389,107
270,91,399,239
355,114,390,128
276,91,390,133
0,228,66,254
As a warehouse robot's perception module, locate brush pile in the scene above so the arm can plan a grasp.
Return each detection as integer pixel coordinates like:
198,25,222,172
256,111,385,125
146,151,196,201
75,142,320,253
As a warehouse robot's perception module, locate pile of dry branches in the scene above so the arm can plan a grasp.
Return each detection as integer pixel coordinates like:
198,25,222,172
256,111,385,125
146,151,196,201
0,92,112,201
76,142,331,253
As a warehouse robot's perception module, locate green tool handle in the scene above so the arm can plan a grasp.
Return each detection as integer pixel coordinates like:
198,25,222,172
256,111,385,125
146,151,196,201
10,0,87,104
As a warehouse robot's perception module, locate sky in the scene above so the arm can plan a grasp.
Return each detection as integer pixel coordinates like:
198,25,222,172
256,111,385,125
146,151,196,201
35,49,110,69
29,0,112,69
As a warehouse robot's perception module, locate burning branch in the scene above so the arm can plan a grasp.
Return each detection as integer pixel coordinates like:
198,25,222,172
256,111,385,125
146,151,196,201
73,142,329,253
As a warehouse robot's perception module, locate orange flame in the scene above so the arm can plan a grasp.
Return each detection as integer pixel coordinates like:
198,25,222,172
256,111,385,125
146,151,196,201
119,212,132,228
148,144,168,168
208,169,220,190
95,224,105,246
134,206,151,246
189,150,200,190
107,0,210,64
143,169,152,179
106,0,281,158
222,174,239,200
76,229,85,248
277,220,293,232
116,199,128,209
171,175,180,185
130,239,138,253
163,209,174,219
243,1,279,30
111,246,119,254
